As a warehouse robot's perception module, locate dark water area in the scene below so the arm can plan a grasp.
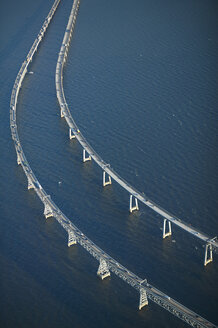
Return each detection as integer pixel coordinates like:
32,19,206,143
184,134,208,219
0,0,217,327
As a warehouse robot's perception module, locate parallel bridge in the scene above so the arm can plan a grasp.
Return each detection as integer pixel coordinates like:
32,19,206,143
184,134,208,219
10,0,217,327
55,0,218,267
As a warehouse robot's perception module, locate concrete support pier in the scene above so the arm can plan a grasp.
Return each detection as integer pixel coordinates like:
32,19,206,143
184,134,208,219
163,219,172,239
27,176,34,190
60,105,65,118
139,288,148,310
17,152,21,165
44,203,53,219
43,196,53,219
68,230,77,247
103,171,111,187
83,149,91,162
69,128,76,139
204,243,213,266
129,194,139,213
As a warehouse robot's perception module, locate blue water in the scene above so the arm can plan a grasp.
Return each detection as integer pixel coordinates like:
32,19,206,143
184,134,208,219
0,0,217,327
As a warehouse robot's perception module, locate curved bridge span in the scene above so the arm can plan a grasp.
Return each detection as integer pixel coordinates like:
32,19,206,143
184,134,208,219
55,1,217,267
10,0,217,327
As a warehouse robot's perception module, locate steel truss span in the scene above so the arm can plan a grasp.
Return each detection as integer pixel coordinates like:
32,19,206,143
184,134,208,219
9,0,217,327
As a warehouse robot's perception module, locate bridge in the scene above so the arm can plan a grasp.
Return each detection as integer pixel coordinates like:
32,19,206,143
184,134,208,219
55,1,217,268
9,0,217,327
